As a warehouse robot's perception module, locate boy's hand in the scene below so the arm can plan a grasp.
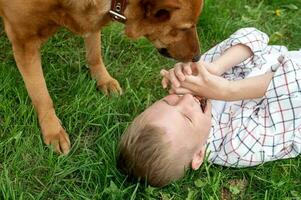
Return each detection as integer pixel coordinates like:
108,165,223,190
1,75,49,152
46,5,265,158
160,62,194,89
169,61,230,99
160,61,222,89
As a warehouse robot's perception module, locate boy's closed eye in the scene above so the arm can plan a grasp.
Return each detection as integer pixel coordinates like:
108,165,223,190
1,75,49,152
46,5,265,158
162,99,193,125
184,115,193,124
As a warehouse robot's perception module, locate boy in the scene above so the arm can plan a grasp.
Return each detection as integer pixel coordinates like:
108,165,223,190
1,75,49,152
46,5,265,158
117,28,301,187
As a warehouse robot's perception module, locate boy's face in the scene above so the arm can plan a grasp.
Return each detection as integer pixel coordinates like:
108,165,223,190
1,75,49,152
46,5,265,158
140,94,212,166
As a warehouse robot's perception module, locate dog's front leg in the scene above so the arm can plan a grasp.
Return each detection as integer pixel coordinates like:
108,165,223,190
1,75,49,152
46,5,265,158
12,40,71,154
84,32,122,95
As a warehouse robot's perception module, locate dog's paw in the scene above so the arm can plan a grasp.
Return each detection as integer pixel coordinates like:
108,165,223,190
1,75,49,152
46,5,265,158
97,77,123,96
40,112,71,154
43,127,71,155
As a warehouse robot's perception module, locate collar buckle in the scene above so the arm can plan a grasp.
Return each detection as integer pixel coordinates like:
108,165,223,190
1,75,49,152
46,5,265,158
110,0,127,23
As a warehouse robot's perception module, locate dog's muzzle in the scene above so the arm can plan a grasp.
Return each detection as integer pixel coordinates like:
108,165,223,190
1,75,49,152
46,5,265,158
192,54,201,62
158,48,171,58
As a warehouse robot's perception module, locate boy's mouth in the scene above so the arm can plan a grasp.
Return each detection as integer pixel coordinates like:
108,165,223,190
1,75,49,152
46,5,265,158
199,98,207,113
192,96,207,112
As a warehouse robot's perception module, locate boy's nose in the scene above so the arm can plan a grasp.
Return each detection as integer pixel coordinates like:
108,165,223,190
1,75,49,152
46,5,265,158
178,94,194,105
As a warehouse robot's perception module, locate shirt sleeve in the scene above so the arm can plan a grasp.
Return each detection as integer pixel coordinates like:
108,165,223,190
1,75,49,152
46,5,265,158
265,55,301,98
221,27,269,56
264,45,288,54
201,27,269,63
201,28,269,80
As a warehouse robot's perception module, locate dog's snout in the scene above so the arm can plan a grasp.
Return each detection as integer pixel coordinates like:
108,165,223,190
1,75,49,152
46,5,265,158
158,48,171,58
192,54,201,62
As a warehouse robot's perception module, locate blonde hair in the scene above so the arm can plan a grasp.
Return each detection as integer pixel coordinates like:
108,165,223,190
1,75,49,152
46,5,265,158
117,117,192,187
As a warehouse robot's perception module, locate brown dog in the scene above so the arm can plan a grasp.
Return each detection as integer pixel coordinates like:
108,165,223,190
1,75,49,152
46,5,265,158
0,0,203,154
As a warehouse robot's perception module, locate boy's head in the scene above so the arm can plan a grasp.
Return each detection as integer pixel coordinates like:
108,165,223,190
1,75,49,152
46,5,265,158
117,94,212,187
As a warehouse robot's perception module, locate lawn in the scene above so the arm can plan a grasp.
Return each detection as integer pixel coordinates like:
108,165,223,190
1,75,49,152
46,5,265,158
0,0,301,199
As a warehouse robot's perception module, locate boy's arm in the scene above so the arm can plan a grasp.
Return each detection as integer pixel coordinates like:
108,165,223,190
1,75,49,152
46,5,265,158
201,27,269,76
173,63,274,101
161,44,253,88
211,44,253,76
223,72,274,100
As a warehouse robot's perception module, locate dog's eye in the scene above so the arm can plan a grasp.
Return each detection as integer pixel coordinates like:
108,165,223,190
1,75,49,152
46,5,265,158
179,28,189,32
155,9,170,21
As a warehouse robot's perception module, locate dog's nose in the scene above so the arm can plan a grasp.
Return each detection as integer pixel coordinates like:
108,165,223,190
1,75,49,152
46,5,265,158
158,48,171,58
192,54,201,62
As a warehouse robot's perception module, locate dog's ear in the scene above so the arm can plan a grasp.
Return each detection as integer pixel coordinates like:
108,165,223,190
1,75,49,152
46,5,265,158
142,0,180,21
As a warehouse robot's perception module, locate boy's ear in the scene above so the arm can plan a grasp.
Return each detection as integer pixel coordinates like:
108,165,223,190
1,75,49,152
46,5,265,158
191,147,205,170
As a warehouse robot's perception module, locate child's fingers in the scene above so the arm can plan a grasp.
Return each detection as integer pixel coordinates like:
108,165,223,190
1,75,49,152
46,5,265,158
174,63,186,81
196,61,210,80
160,69,169,77
169,88,175,94
160,69,170,89
170,86,193,95
183,63,192,75
184,75,201,86
169,68,181,88
161,77,169,89
190,62,198,75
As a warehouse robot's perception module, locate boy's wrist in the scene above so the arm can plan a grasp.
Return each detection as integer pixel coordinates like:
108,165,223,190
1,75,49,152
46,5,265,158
202,76,231,100
219,79,232,99
224,80,242,100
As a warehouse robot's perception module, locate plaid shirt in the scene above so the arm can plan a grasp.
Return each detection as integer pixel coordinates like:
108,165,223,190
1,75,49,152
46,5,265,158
201,28,301,167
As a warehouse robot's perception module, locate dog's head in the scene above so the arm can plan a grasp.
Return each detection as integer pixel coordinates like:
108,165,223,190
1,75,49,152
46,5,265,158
124,0,204,62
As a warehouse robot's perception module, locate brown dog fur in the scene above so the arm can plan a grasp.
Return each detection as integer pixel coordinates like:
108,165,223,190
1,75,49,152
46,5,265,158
0,0,203,154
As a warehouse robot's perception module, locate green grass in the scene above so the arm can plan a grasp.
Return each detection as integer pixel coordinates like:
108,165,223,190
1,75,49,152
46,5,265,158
0,0,301,199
